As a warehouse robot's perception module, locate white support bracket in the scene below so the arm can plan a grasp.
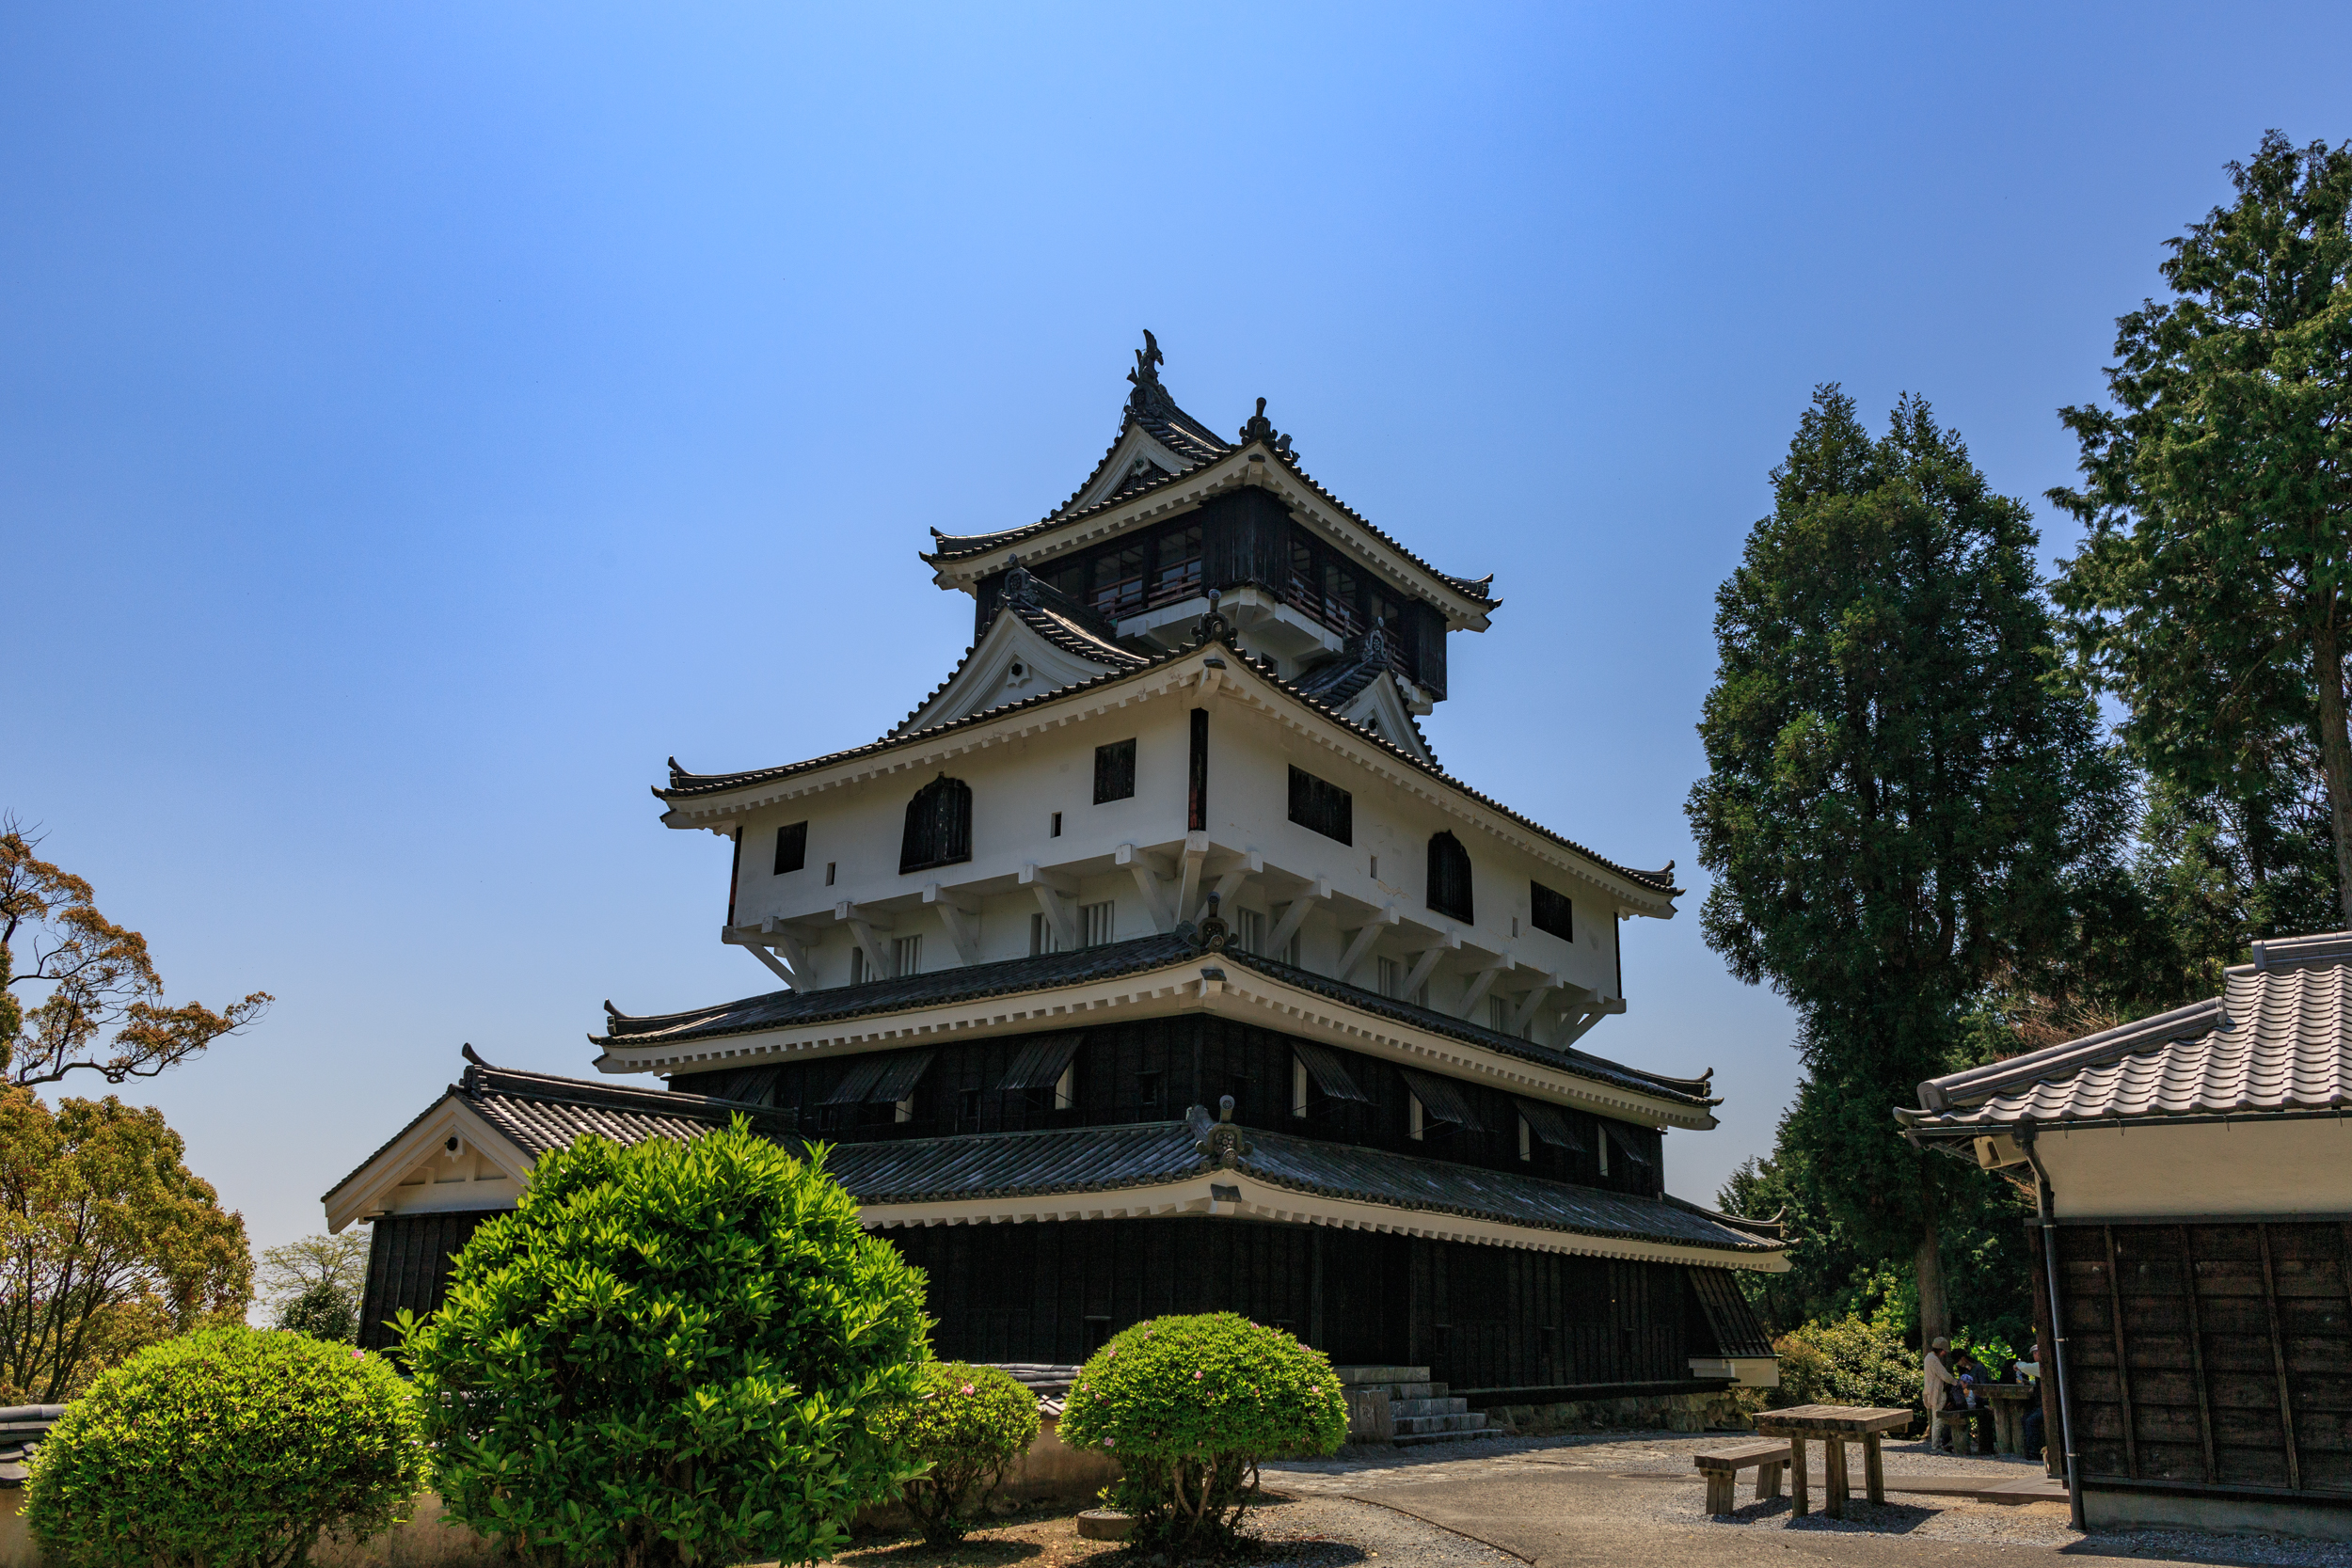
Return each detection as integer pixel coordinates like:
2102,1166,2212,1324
1175,832,1209,931
923,884,982,965
1456,955,1511,1020
1334,907,1401,985
740,941,796,988
1400,929,1460,1000
1266,877,1331,958
1198,849,1263,924
1116,843,1177,933
1505,975,1561,1037
720,919,810,990
1021,863,1079,950
834,900,893,977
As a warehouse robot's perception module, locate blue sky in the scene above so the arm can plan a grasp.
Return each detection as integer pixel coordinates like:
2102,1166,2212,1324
5,2,2348,1269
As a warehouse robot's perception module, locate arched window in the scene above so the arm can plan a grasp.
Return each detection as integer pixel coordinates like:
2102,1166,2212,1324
899,774,973,874
1426,831,1473,923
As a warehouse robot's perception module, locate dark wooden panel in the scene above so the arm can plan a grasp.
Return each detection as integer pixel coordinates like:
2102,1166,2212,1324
358,1208,501,1353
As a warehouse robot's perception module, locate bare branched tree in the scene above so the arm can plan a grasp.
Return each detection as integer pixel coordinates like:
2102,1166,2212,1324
1,816,271,1086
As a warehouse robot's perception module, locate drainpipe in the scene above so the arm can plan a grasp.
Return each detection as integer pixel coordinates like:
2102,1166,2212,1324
2018,1123,2084,1533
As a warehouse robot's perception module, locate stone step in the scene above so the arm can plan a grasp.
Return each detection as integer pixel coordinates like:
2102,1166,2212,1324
1394,1426,1502,1448
1395,1412,1489,1435
1332,1365,1431,1386
1391,1397,1470,1418
1351,1382,1439,1402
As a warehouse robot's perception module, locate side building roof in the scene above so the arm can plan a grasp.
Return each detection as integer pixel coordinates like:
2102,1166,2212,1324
1899,930,2352,1136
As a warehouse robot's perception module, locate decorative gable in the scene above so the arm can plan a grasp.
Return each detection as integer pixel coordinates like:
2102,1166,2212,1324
895,578,1149,736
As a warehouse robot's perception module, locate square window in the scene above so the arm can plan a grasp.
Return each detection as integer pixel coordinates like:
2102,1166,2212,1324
891,934,922,978
1094,738,1137,803
1287,767,1352,844
1532,880,1574,942
1080,900,1116,947
773,821,807,876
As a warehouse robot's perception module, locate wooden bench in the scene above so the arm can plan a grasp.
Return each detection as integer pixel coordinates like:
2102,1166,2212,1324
1692,1439,1792,1515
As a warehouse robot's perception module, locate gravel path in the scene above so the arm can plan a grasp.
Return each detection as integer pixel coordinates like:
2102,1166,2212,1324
1261,1430,2352,1565
1248,1493,1520,1568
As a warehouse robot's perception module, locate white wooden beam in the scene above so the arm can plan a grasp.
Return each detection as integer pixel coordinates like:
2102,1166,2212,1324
1505,979,1557,1037
923,885,982,965
1554,1008,1608,1048
1266,878,1330,958
1175,832,1208,930
741,942,797,988
1022,864,1078,949
1115,844,1176,933
1456,957,1510,1020
1400,934,1456,1001
1334,907,1400,985
834,901,891,976
758,917,808,974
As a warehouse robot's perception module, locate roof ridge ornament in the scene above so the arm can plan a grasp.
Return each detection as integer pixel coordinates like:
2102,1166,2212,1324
1193,587,1232,646
1186,1095,1253,1168
1001,553,1038,609
1238,396,1293,457
1126,329,1178,420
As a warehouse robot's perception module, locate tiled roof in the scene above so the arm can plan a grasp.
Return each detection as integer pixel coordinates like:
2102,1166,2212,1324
924,395,1497,617
1900,931,2352,1132
320,1054,796,1205
830,1120,1777,1256
656,636,1677,899
890,600,1148,737
594,932,1716,1112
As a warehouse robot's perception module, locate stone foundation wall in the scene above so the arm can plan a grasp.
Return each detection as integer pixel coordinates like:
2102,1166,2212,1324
1483,1389,1755,1435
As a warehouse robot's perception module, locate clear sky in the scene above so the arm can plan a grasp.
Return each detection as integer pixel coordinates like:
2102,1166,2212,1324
5,2,2348,1270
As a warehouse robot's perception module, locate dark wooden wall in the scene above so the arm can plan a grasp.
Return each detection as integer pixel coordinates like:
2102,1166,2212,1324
889,1215,1693,1388
2052,1219,2352,1498
673,1015,1664,1199
357,1208,502,1353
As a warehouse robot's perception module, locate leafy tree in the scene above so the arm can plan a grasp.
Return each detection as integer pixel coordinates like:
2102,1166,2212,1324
401,1119,930,1568
1,819,270,1086
0,1089,253,1402
1687,387,2133,1342
258,1230,368,1338
2052,131,2352,923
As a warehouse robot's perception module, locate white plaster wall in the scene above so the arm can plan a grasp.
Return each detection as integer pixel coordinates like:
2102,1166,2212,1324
720,676,1633,1014
2041,1117,2352,1220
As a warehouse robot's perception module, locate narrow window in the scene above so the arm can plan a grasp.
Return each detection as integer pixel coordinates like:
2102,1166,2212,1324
1292,1057,1310,1118
773,821,807,876
1054,1059,1076,1111
1518,1115,1533,1163
1376,956,1402,1000
1288,766,1353,845
1407,1093,1425,1141
1236,908,1265,956
957,1087,981,1130
850,946,866,986
891,934,922,978
1532,880,1574,942
1137,1069,1164,1112
825,862,836,886
1051,811,1062,837
1370,853,1379,879
1490,997,1512,1035
1426,832,1473,923
1029,912,1065,956
899,774,973,874
1598,1126,1610,1175
1080,900,1116,947
1093,738,1137,803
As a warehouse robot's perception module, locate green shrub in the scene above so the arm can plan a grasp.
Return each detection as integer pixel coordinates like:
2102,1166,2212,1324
1059,1314,1347,1548
400,1120,930,1568
875,1362,1041,1544
24,1325,425,1568
1770,1313,1924,1413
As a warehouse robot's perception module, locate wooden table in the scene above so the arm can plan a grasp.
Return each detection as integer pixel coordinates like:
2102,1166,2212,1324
1750,1405,1915,1519
1980,1384,2040,1455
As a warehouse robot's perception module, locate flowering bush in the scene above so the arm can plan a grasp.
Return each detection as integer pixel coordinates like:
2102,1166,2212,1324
24,1325,425,1568
1058,1314,1346,1547
874,1362,1041,1543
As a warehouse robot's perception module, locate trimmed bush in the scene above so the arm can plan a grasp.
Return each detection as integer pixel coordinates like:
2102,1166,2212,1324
24,1325,425,1568
875,1362,1041,1543
278,1280,358,1342
1771,1313,1924,1412
400,1120,930,1568
1059,1314,1347,1547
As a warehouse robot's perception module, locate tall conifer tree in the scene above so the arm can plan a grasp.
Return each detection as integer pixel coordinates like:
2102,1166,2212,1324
2052,132,2352,924
1688,388,2128,1339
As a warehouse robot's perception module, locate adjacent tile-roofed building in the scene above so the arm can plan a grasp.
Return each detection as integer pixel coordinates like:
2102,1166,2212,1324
1901,930,2352,1540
